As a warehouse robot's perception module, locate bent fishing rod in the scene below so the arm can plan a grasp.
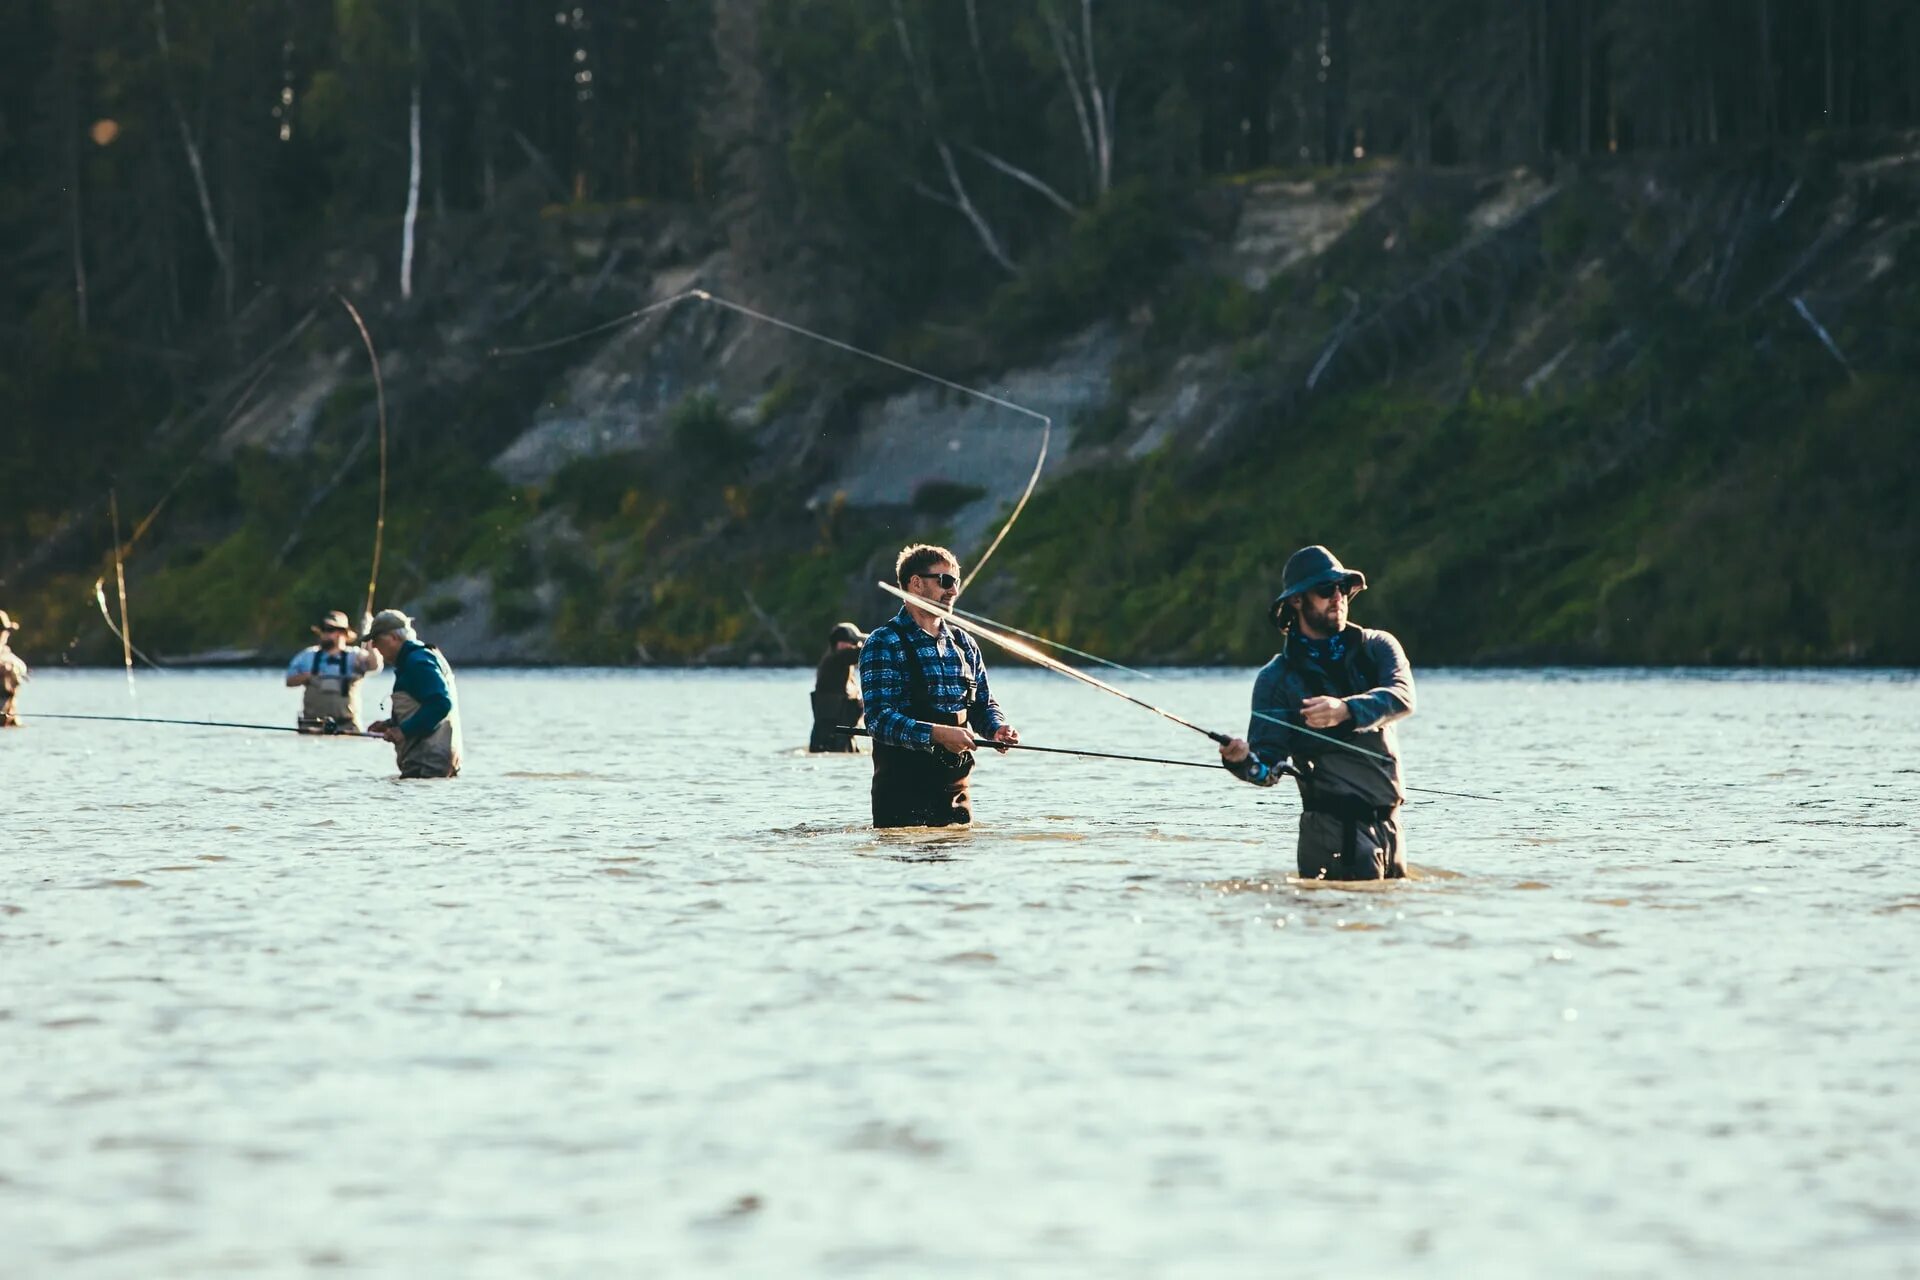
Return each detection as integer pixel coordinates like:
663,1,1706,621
491,288,1049,593
835,727,1290,774
874,583,1503,803
31,712,381,738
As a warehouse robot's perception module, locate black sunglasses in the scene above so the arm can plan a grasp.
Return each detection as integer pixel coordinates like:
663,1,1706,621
1309,582,1350,601
914,571,961,590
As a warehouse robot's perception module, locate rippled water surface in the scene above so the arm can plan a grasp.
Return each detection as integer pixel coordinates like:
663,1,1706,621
5,668,1917,1277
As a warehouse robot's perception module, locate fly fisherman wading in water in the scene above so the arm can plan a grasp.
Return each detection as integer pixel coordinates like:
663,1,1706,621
285,609,383,733
859,544,1018,828
1220,545,1416,880
0,611,27,727
363,609,462,779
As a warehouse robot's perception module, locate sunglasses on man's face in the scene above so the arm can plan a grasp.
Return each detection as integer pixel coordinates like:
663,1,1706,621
915,571,961,591
1310,582,1350,601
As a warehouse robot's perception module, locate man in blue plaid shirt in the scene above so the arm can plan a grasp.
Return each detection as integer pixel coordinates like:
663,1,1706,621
859,543,1019,827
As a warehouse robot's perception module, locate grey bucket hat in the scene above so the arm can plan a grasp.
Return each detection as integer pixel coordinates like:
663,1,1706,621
1270,545,1366,623
364,609,414,641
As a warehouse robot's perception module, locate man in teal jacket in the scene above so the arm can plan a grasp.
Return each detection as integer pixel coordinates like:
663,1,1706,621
1219,546,1415,879
364,609,463,778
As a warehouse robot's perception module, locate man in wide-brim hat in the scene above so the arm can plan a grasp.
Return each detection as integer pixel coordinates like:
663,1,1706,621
0,610,27,728
284,608,383,734
1219,545,1417,880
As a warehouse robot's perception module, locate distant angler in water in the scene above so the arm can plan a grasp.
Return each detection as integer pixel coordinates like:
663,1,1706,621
0,611,27,728
285,609,383,734
809,621,867,753
860,544,1018,828
364,609,462,779
1219,545,1416,880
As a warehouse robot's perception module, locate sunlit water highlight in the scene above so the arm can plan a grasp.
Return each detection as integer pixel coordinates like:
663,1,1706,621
4,668,1916,1277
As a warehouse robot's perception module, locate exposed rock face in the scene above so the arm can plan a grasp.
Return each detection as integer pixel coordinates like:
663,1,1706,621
1218,171,1389,289
217,352,352,459
810,324,1120,549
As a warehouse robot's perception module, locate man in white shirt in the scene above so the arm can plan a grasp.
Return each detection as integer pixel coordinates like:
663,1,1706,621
285,609,382,733
0,611,26,728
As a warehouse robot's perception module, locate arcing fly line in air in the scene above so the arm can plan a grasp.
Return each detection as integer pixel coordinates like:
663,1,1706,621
333,292,389,622
879,583,1504,803
946,600,1157,682
876,582,1230,744
488,289,1051,591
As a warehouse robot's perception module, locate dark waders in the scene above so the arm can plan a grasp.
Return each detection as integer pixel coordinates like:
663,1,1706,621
872,714,973,827
1295,775,1404,880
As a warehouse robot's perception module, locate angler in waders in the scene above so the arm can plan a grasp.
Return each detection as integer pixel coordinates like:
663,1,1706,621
809,621,867,753
1220,545,1416,880
859,544,1018,827
284,609,383,733
363,609,462,779
0,611,27,727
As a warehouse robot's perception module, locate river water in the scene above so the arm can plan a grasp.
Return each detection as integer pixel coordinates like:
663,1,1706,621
3,668,1915,1277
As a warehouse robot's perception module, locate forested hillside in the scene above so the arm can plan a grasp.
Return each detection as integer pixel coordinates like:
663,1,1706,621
4,2,1917,665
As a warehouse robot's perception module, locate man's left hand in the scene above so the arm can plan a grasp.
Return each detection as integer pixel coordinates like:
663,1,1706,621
990,724,1019,754
1300,696,1352,729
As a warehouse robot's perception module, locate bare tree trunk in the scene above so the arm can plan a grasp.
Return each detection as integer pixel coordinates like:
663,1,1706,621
932,142,1017,274
154,0,232,316
1757,0,1774,137
62,19,88,331
966,144,1078,214
1823,2,1835,125
400,0,422,301
1578,0,1592,155
1043,4,1100,194
889,0,1020,273
1080,0,1113,194
963,0,997,120
1321,0,1349,165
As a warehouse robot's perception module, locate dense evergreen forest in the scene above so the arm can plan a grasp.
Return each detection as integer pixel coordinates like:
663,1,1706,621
4,1,1919,665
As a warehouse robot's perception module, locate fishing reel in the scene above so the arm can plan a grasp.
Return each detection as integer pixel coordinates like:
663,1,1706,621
296,716,355,736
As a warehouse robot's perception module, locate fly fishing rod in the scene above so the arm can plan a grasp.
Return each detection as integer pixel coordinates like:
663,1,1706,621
875,583,1504,803
333,291,388,624
32,712,380,737
834,727,1283,773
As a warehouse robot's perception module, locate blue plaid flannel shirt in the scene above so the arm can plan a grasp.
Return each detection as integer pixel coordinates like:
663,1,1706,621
858,606,1007,751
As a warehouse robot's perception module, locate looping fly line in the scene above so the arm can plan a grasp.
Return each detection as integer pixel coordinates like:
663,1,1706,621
490,289,1051,593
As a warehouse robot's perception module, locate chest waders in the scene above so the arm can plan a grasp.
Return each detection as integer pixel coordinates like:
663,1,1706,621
0,652,22,727
870,624,975,828
1285,631,1406,881
390,646,462,779
809,652,863,753
298,648,364,734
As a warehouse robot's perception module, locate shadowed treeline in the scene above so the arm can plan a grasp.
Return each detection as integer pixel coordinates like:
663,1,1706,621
3,2,1917,665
